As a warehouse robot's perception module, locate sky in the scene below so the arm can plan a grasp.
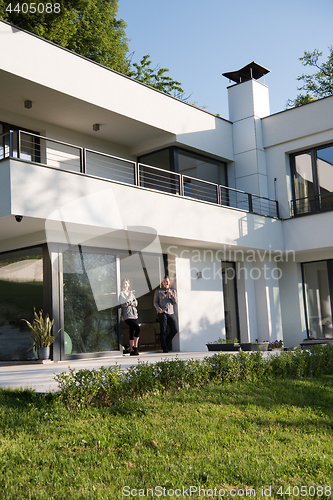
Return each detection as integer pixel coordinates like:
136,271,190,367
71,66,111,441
117,0,333,119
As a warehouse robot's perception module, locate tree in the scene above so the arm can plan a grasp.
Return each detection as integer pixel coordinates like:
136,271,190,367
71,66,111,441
128,54,185,98
0,0,186,97
0,0,130,73
287,47,333,108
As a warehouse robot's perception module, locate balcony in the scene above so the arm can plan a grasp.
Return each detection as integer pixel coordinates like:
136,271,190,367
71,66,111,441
1,130,279,219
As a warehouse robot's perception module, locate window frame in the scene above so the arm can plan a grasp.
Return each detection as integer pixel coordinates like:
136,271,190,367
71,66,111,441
290,142,333,216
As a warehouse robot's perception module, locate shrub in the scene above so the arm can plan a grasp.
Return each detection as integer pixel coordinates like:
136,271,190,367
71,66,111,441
54,346,333,410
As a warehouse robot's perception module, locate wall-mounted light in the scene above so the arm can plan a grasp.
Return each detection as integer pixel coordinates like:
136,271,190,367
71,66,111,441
24,100,32,109
15,215,23,222
93,123,100,131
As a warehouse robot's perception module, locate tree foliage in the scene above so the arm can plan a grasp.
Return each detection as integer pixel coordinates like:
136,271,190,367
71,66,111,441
0,0,130,73
128,54,185,97
287,47,333,108
0,1,186,97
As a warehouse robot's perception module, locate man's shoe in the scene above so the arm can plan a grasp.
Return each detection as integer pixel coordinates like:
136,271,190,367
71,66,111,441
130,347,139,356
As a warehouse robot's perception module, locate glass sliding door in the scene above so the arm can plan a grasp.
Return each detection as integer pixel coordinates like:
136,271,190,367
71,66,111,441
63,247,119,356
119,251,166,351
302,261,333,339
222,262,239,341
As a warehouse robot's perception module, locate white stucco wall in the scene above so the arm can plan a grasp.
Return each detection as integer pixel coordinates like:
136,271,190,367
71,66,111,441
174,252,225,351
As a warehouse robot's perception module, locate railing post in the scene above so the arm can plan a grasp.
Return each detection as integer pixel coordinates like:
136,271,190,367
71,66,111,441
248,193,253,212
9,130,14,157
179,174,184,196
17,130,21,159
80,148,86,173
135,163,139,186
217,185,221,205
276,201,280,219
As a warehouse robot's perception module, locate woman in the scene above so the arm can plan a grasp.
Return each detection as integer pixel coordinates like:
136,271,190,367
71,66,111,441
119,278,140,355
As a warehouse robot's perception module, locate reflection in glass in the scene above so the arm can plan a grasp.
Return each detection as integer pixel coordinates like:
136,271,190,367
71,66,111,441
293,153,316,213
63,249,118,355
317,146,333,210
0,248,43,360
303,261,332,339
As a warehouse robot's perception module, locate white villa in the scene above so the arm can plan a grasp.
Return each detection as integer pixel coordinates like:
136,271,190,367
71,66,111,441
0,20,332,361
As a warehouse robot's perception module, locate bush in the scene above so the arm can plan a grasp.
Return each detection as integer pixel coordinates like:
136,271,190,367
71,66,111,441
54,346,333,410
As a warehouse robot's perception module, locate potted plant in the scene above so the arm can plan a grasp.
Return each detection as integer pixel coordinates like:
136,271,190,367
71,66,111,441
206,337,240,352
268,340,284,351
22,309,60,360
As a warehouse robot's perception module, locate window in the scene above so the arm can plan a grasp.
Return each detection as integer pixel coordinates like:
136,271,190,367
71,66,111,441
291,143,333,215
0,247,44,361
138,147,227,201
302,260,333,339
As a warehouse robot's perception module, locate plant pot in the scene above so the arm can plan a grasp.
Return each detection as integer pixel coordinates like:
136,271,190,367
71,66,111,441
251,342,269,351
38,347,50,360
240,343,252,351
206,343,240,352
240,343,269,351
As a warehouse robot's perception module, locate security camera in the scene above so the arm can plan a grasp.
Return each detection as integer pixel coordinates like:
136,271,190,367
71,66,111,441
15,215,23,222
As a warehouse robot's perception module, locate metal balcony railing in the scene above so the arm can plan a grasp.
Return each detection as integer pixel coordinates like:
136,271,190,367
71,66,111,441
1,129,280,218
290,192,333,216
138,163,181,195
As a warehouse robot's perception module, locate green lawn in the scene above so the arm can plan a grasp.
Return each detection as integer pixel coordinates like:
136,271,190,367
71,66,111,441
0,376,333,499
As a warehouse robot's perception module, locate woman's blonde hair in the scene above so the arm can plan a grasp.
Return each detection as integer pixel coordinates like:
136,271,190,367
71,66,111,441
121,278,130,290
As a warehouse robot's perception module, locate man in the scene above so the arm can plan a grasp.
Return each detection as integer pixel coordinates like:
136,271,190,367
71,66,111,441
154,276,178,353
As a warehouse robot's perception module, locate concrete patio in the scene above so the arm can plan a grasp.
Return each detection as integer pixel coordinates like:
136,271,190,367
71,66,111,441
0,351,225,393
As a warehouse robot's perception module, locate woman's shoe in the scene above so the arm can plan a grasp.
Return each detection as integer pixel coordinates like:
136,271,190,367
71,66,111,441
130,347,139,356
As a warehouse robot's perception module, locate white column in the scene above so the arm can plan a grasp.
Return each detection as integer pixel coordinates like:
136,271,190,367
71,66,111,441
279,261,307,347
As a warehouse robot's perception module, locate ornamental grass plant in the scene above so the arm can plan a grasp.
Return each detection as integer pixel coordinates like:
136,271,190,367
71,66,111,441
22,309,60,350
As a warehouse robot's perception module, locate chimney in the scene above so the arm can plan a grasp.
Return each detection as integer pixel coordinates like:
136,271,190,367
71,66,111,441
222,62,271,198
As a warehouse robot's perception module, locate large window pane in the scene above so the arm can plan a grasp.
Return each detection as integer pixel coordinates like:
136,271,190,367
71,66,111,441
63,249,118,355
0,248,43,360
178,149,227,186
317,146,333,210
303,261,332,339
139,149,171,171
293,153,316,213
